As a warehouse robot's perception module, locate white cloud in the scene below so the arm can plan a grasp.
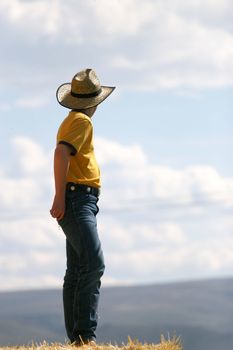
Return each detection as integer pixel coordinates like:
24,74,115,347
95,137,233,208
12,136,52,174
111,56,146,71
0,217,62,248
101,219,233,283
0,136,53,210
0,0,61,38
0,0,232,95
0,177,42,209
88,0,155,38
0,0,155,40
0,253,28,273
0,274,62,292
167,0,233,32
0,135,232,290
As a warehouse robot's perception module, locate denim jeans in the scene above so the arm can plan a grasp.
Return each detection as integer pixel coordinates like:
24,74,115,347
58,188,105,343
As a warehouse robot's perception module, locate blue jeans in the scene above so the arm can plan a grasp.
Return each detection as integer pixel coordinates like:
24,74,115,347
58,188,105,343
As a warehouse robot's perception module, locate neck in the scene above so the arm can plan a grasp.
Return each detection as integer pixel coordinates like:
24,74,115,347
72,106,97,118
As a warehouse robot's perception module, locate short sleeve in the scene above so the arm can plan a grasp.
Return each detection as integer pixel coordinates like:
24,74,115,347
57,117,92,156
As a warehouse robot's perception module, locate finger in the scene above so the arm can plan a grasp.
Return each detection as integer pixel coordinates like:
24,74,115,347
50,208,58,218
57,212,64,220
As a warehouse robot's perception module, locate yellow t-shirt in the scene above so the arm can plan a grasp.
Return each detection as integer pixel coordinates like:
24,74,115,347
56,111,101,188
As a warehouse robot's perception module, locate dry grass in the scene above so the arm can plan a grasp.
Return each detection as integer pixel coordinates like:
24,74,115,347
0,335,182,350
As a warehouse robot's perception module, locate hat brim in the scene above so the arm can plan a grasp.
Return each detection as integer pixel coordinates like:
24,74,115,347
56,83,115,109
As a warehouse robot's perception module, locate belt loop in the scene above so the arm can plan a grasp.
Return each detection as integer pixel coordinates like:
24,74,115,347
66,182,100,197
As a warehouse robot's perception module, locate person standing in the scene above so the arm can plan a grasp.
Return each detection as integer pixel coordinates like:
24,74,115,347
50,68,115,346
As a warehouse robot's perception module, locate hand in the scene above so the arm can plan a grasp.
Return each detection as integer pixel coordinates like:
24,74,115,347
50,194,65,220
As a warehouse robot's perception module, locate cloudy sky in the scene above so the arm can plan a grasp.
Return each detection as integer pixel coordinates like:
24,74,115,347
0,0,233,291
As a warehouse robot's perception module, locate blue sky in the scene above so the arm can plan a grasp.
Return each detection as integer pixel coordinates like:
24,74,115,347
0,0,233,290
3,88,232,174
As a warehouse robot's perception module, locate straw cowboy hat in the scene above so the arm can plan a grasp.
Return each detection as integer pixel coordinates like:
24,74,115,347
56,68,115,109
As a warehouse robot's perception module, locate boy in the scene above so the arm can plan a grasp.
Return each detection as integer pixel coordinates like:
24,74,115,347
50,68,115,346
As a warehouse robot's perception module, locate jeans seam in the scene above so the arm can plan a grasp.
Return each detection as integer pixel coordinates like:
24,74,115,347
71,198,91,338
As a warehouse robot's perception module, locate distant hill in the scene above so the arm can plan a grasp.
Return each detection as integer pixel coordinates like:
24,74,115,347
0,278,233,350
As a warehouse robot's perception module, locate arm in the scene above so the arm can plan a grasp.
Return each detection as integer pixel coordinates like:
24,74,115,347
50,143,71,220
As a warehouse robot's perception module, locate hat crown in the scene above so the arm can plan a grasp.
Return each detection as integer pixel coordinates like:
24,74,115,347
71,69,101,95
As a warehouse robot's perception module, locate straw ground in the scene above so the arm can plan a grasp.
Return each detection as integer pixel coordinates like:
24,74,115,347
0,335,182,350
